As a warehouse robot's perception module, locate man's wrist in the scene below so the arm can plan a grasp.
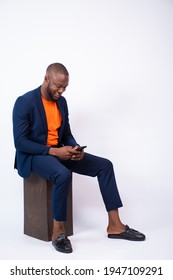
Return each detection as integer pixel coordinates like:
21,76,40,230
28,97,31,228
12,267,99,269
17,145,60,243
48,147,58,156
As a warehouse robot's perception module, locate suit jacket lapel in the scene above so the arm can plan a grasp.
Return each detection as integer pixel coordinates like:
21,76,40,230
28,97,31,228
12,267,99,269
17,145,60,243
56,97,65,143
35,88,48,135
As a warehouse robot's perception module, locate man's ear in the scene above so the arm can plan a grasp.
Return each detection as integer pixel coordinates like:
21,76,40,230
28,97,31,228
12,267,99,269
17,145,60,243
44,76,48,82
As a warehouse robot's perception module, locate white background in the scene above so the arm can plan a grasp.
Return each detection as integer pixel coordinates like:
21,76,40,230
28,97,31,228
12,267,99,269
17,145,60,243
0,0,173,260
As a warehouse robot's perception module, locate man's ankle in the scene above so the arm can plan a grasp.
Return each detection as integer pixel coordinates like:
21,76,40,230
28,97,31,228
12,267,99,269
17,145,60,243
52,219,65,241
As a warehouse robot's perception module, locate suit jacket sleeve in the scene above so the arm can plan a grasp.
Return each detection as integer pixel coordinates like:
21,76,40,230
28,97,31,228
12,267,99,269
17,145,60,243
13,96,50,155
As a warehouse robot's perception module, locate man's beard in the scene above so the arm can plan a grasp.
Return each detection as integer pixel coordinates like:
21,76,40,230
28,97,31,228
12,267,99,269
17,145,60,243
47,83,56,101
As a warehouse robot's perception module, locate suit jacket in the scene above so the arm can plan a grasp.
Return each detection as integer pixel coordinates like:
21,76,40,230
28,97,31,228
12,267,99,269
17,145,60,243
12,86,78,178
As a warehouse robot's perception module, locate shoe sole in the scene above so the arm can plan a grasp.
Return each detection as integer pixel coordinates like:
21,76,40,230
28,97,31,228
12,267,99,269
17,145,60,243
108,235,146,241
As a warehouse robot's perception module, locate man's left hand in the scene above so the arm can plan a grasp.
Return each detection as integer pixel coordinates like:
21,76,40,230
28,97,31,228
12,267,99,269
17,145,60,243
71,146,84,160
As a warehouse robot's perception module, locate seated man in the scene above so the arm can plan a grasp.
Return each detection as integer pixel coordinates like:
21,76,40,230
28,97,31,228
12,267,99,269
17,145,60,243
12,62,145,254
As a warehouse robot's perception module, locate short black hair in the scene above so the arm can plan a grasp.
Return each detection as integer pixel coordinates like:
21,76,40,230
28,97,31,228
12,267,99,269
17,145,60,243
46,63,69,76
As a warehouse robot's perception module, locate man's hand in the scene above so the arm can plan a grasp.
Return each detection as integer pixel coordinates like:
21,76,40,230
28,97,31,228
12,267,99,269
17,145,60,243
48,145,84,160
71,145,84,161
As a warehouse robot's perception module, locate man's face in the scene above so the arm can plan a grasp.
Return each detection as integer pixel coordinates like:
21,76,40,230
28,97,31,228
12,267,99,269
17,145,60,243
45,72,69,101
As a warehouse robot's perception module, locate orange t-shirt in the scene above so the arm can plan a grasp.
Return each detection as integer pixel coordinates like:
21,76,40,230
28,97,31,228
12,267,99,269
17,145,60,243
41,97,62,146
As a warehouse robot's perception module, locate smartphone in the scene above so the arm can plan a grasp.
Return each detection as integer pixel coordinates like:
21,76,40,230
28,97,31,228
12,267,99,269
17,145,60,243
75,145,87,151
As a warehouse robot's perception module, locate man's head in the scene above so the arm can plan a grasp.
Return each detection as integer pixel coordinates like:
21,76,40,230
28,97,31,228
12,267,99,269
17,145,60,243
42,63,69,101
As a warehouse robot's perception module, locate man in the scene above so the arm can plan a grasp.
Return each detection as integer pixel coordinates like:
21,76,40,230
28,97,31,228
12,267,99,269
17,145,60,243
12,63,145,254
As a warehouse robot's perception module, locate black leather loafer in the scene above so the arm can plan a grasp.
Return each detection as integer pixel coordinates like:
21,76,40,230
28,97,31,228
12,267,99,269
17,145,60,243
108,225,146,241
52,233,73,253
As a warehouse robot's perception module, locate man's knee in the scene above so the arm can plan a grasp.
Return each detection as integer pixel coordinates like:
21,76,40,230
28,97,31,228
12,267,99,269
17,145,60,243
101,158,114,171
54,168,72,186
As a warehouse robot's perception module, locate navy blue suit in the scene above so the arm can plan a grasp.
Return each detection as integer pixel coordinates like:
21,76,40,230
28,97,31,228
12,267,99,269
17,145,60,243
13,86,123,221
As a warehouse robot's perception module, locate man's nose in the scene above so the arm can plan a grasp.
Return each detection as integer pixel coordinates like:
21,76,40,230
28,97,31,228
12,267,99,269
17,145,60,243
58,87,65,94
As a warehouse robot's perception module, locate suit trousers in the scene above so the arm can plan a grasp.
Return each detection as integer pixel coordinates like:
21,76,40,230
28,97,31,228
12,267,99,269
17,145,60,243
31,152,123,221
